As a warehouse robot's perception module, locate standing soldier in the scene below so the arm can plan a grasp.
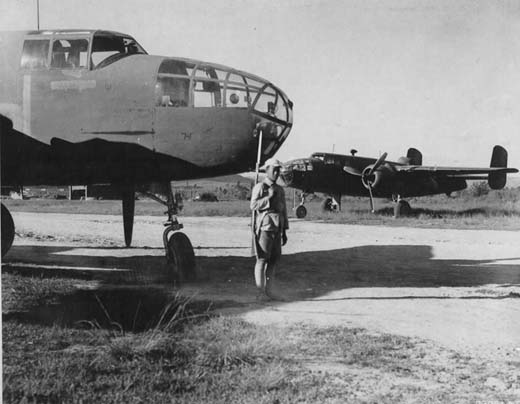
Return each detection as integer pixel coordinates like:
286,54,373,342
250,158,289,300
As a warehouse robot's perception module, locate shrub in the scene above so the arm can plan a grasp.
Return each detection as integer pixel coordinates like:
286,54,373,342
198,192,218,202
468,181,490,197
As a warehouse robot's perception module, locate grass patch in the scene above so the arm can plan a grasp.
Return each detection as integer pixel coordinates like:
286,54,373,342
4,187,520,230
3,271,519,404
4,317,520,403
3,199,251,217
292,190,520,230
1,272,79,313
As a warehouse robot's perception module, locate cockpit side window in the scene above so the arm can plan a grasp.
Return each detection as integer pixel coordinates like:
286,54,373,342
156,60,194,107
322,155,343,166
324,155,335,165
51,39,89,69
226,73,250,108
252,83,287,122
91,35,146,69
20,39,50,69
193,66,223,107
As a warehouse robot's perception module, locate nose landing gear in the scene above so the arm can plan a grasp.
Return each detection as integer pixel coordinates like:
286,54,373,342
295,204,307,219
294,192,342,218
140,184,196,283
295,192,308,218
164,226,196,283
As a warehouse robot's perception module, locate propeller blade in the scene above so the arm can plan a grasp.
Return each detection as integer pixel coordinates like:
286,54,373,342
368,152,388,176
343,166,362,176
367,183,375,213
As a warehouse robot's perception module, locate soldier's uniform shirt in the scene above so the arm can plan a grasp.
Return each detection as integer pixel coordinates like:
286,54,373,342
250,177,289,236
250,176,288,294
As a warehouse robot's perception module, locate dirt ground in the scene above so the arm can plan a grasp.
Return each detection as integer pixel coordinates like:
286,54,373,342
3,211,520,362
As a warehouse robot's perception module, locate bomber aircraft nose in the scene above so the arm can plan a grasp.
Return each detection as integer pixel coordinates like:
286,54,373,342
153,57,293,172
279,158,313,189
279,163,294,186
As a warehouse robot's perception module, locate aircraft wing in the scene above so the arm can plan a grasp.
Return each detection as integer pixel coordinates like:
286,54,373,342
395,165,518,178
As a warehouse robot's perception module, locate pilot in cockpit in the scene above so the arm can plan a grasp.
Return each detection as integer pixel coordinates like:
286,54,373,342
127,42,139,54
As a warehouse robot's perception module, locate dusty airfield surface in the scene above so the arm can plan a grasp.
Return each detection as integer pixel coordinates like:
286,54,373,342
3,211,520,362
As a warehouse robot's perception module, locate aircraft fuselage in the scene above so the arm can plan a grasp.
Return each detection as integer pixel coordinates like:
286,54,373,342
1,30,293,186
282,153,467,199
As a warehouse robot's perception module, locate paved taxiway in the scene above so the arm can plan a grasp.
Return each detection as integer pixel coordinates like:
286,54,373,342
3,212,520,360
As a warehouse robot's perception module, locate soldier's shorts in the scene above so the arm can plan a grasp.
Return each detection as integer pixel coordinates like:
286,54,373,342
255,230,282,261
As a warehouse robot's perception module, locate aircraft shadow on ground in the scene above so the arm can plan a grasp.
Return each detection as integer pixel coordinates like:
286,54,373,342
3,244,520,330
2,245,171,283
2,288,217,332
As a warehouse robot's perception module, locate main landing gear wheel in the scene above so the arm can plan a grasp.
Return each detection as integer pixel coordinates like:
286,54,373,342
295,205,307,219
165,231,196,283
322,197,334,212
394,200,412,217
1,203,15,258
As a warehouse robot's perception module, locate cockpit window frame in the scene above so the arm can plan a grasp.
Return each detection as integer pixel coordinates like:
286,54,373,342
50,37,90,70
154,57,293,158
20,38,51,70
91,33,147,70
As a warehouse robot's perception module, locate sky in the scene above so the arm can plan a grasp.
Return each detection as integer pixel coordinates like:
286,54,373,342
2,0,520,171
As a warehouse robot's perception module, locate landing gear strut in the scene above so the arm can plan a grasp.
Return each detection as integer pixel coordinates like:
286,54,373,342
140,184,196,283
121,185,135,247
295,192,307,218
322,197,334,212
322,194,341,213
295,192,342,218
392,195,412,218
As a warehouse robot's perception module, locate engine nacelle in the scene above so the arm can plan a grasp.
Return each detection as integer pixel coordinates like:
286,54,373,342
361,164,396,191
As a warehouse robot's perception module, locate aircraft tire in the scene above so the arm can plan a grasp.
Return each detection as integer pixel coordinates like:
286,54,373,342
167,232,196,283
321,197,334,212
295,205,307,219
394,200,412,217
1,203,15,258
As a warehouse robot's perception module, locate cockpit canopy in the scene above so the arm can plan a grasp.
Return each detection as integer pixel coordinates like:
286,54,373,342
156,59,290,113
20,30,147,71
91,33,146,69
155,58,293,155
16,29,293,158
311,153,344,166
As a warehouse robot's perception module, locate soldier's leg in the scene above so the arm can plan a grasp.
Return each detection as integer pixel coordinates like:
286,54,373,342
254,259,267,290
254,231,274,292
265,232,282,297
